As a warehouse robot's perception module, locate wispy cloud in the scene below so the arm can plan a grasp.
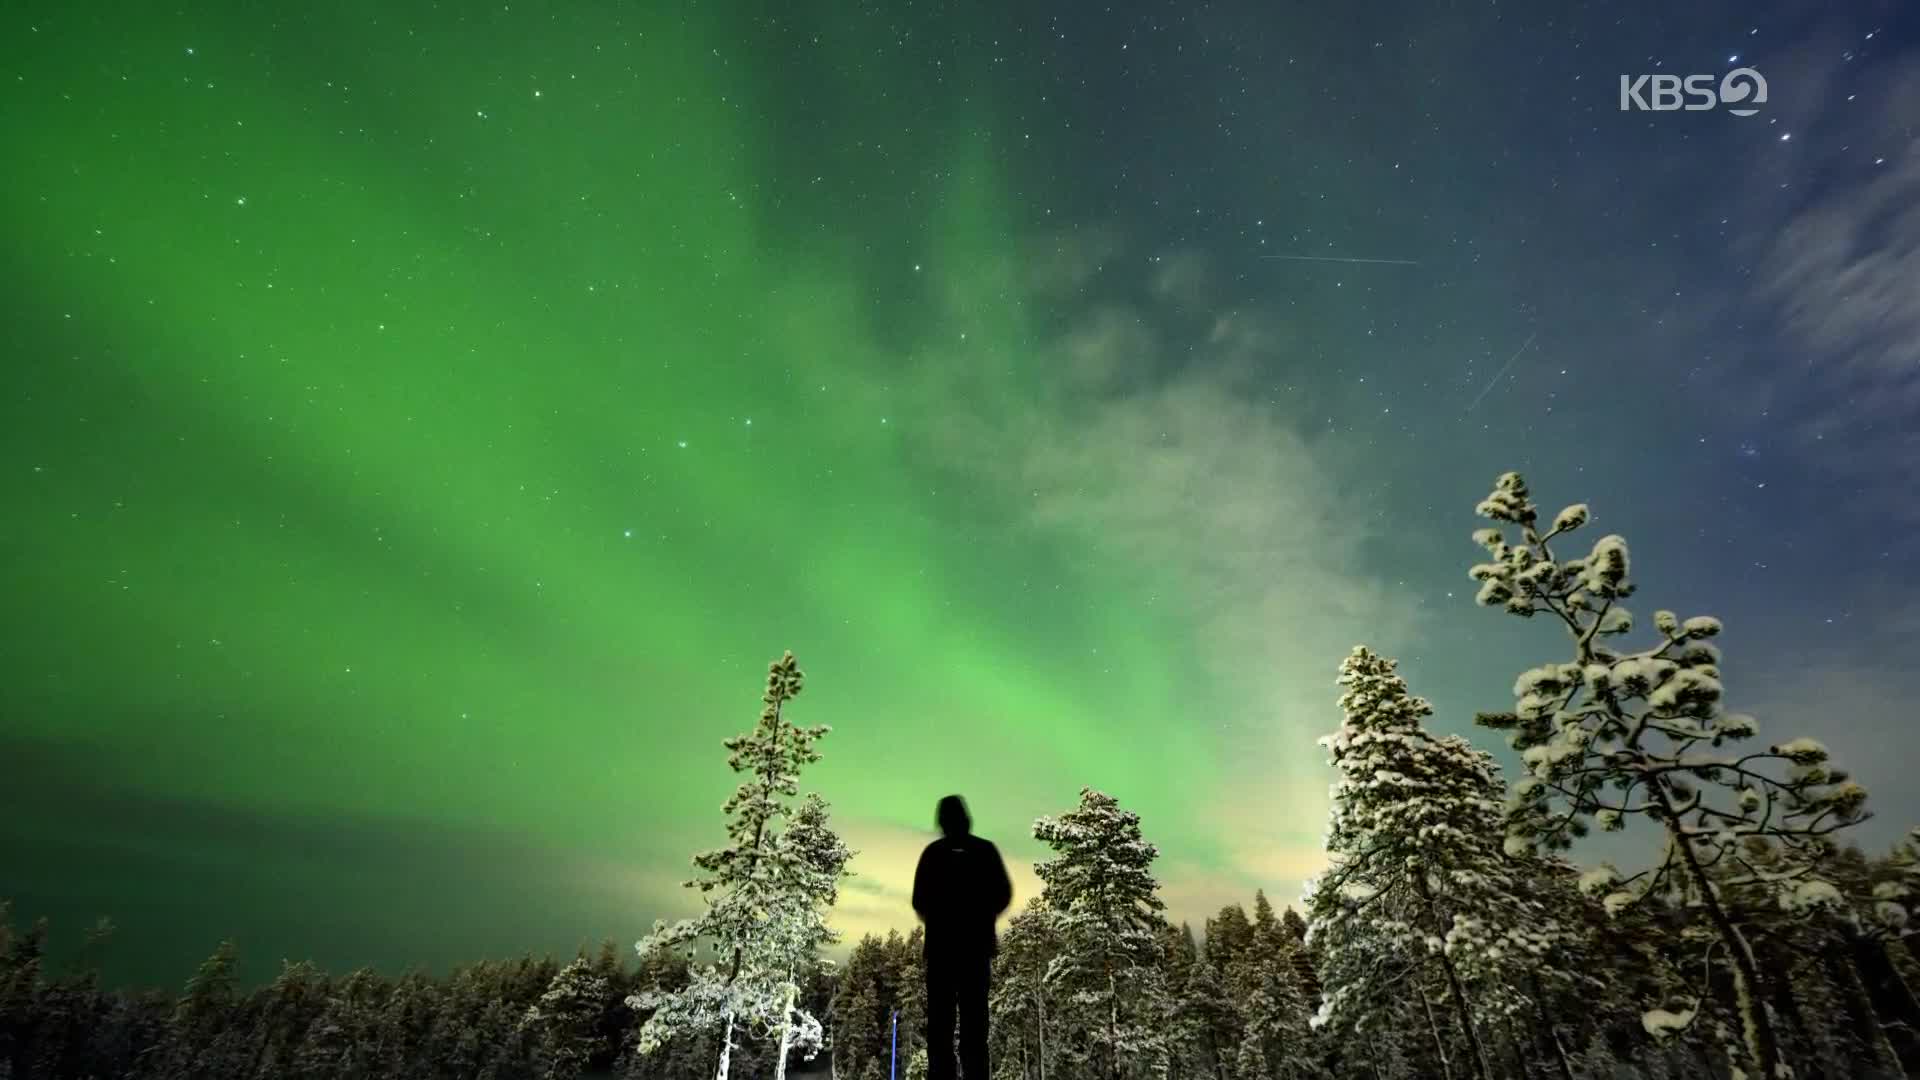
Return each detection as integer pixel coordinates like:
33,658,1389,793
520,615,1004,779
891,233,1421,920
1738,57,1920,524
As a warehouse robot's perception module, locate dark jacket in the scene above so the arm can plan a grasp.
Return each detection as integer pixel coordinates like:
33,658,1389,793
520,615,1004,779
912,832,1014,960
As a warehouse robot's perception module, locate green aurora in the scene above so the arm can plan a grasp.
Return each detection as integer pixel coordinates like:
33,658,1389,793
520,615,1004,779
20,0,1909,997
4,1,1351,984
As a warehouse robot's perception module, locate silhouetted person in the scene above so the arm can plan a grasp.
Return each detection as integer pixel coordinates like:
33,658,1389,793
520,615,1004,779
912,794,1013,1080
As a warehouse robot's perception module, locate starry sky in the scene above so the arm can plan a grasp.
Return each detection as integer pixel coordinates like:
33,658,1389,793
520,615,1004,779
4,0,1918,989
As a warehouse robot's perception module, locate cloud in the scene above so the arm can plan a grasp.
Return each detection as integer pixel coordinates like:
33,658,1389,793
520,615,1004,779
1022,225,1126,299
1742,65,1920,525
896,236,1421,916
1150,250,1213,312
1058,305,1160,391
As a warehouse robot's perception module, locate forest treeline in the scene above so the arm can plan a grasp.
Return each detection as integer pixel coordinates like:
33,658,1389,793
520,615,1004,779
5,471,1920,1080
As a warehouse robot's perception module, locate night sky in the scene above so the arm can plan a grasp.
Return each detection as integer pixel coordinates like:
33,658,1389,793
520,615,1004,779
4,0,1918,990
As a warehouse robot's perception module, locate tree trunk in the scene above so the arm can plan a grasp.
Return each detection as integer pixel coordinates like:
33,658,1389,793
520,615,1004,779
1767,967,1816,1077
777,979,798,1080
1526,972,1576,1080
1435,951,1493,1080
1828,949,1905,1077
1853,936,1920,1076
1652,788,1783,1079
1504,1016,1537,1079
1036,983,1047,1080
1410,873,1491,1080
728,696,787,986
717,1011,736,1080
1421,989,1455,1080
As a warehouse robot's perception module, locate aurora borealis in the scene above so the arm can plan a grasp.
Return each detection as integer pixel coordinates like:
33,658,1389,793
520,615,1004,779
5,0,1918,989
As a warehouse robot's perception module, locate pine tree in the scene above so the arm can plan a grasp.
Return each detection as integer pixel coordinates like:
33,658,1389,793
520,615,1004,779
373,972,438,1079
1179,944,1237,1080
627,650,833,1080
773,792,855,1080
526,957,611,1080
1307,647,1575,1080
250,959,326,1079
1466,470,1873,1078
830,935,890,1080
991,899,1063,1080
0,913,45,1080
1204,906,1254,977
1225,893,1317,1080
1275,908,1320,1013
1032,788,1173,1080
885,929,929,1069
292,994,361,1080
159,940,246,1080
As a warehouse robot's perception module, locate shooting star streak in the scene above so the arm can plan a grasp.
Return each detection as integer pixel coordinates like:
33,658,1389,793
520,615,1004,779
1466,330,1539,412
1261,255,1421,266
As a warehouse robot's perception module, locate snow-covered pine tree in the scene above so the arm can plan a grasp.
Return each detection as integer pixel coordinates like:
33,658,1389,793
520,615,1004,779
1307,646,1576,1080
627,650,834,1080
1813,835,1920,1072
1032,788,1173,1080
157,939,248,1080
290,999,354,1080
772,792,854,1080
250,959,327,1079
1179,946,1238,1080
526,957,611,1080
828,935,890,1080
1156,923,1206,1080
375,972,440,1079
1203,905,1254,978
1465,471,1874,1079
887,928,930,1069
1225,892,1317,1080
1275,908,1321,1015
990,899,1063,1080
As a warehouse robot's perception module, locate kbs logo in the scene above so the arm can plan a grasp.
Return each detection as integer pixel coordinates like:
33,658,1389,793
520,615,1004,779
1619,68,1767,116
